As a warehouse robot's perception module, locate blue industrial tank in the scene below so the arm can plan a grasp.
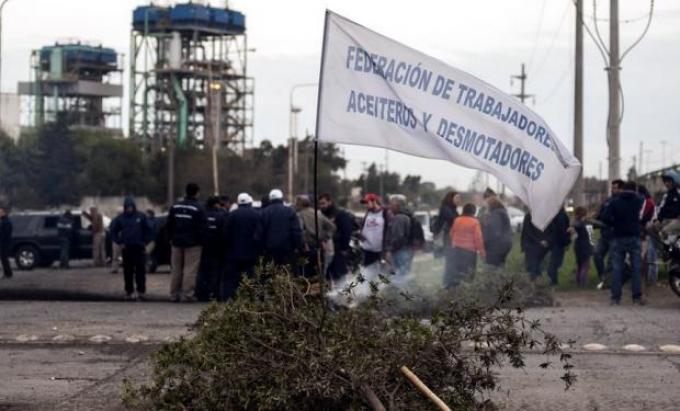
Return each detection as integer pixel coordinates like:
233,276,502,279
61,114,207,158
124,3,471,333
170,3,211,25
210,8,230,27
133,5,169,31
229,11,245,31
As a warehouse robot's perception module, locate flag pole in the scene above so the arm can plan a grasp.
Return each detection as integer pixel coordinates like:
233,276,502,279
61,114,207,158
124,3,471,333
313,10,331,302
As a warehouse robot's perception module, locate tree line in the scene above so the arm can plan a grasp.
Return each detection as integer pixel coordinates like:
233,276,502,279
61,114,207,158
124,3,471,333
0,122,452,210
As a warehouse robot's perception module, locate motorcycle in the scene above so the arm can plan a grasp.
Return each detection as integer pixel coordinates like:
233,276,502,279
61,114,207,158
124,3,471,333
663,240,680,297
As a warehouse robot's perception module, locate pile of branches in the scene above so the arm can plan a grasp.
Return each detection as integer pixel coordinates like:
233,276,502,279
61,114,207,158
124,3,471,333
123,264,575,410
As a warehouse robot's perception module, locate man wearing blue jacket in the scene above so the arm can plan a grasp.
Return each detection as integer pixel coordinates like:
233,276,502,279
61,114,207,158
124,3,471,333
260,189,302,267
167,183,206,302
110,197,152,300
601,181,644,305
223,192,261,299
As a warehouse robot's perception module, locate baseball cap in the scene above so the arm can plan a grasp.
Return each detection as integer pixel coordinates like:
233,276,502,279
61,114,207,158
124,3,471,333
360,193,380,204
237,193,253,205
269,189,284,201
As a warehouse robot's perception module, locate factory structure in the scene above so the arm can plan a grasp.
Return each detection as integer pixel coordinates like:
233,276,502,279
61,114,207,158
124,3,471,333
18,41,123,130
129,2,253,153
12,1,253,154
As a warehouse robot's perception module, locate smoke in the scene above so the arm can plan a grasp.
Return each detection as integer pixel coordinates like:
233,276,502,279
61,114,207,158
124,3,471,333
327,253,554,314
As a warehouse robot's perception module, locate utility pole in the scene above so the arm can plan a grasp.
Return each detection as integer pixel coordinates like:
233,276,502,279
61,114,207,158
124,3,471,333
573,0,585,206
0,0,10,128
644,149,652,175
511,63,534,104
607,0,621,181
638,141,643,174
167,136,176,206
661,140,667,169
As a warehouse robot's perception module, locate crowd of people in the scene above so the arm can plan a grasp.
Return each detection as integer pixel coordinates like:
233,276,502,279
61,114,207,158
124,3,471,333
432,188,513,288
1,170,679,306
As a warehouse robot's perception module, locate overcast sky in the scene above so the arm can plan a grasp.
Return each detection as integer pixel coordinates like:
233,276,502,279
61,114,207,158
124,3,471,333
3,0,679,191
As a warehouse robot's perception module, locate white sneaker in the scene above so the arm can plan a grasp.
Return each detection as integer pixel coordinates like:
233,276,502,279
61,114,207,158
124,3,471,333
596,281,604,290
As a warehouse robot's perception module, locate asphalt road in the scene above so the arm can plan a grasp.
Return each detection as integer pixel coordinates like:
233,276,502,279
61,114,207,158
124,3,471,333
0,264,679,410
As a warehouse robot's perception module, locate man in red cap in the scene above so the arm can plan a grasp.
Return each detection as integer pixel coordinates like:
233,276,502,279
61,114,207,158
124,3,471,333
359,193,390,269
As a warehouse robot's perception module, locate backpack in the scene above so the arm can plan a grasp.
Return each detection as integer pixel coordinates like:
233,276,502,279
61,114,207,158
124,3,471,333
408,215,425,248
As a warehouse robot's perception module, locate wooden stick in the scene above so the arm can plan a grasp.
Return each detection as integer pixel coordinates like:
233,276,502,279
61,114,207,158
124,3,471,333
400,366,452,411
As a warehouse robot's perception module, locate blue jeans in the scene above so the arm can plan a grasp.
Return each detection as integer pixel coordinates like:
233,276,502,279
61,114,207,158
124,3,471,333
392,248,414,279
594,235,612,281
525,246,549,280
610,236,642,302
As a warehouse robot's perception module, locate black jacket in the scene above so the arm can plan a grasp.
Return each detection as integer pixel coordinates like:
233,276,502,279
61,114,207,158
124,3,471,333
167,197,206,248
573,220,593,259
322,205,354,252
658,187,680,222
594,196,615,240
110,198,152,247
259,200,302,254
0,216,12,253
481,206,512,255
202,206,226,255
548,208,571,248
521,213,550,253
600,190,644,238
225,204,262,261
437,204,458,243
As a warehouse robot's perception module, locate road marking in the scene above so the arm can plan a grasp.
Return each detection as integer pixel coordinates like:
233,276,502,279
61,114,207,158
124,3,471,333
659,344,680,353
623,344,646,352
15,335,39,342
583,343,608,351
125,334,149,343
89,335,112,343
52,334,75,342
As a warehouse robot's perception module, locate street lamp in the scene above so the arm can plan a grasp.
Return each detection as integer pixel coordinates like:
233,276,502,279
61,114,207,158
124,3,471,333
0,0,10,128
288,82,317,202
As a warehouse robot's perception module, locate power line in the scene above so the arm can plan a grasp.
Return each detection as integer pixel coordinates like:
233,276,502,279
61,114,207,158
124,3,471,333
526,0,548,71
530,0,571,78
621,0,655,61
572,0,609,66
592,0,610,56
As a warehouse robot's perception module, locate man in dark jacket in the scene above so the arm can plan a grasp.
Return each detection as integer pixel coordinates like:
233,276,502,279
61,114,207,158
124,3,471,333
167,183,206,302
656,171,680,241
110,197,152,300
386,195,414,279
601,181,644,305
0,206,13,279
481,195,513,268
521,211,551,281
223,192,261,299
593,179,624,289
546,207,571,286
57,211,75,269
319,193,354,281
196,196,225,301
259,189,302,267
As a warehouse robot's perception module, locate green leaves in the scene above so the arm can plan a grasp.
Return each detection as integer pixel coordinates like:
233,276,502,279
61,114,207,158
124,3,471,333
123,264,575,410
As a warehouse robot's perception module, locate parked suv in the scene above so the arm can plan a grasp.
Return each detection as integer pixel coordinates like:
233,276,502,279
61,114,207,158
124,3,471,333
10,212,98,270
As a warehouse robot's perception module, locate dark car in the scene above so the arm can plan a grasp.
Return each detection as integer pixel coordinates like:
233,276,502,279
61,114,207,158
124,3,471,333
10,212,96,270
147,215,171,273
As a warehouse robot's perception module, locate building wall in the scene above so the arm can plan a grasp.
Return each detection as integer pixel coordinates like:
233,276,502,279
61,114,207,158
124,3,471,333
0,93,20,141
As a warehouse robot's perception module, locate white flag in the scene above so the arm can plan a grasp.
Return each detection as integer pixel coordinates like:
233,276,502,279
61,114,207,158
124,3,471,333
316,11,581,230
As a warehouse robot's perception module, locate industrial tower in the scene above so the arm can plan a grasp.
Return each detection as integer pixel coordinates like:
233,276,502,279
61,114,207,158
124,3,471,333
129,2,253,153
18,41,123,129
